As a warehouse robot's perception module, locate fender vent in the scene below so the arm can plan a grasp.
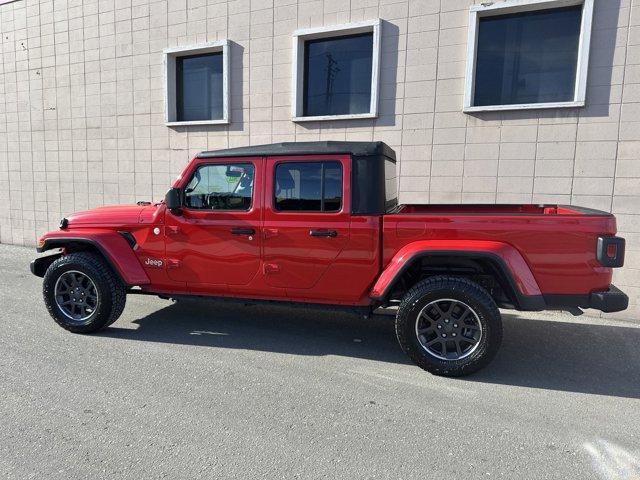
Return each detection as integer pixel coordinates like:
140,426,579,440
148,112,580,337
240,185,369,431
118,231,137,249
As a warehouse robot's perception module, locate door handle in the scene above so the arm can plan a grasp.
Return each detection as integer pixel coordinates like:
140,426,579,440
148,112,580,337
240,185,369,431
309,229,338,238
231,227,256,236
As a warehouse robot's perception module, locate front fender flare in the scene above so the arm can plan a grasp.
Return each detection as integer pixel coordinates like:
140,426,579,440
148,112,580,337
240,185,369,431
370,240,543,309
37,230,150,286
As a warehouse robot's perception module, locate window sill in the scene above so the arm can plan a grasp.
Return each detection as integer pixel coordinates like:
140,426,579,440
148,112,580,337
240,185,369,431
463,101,585,113
166,119,229,126
292,112,377,122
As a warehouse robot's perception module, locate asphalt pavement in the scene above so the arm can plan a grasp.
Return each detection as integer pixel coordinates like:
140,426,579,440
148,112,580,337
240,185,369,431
1,244,639,479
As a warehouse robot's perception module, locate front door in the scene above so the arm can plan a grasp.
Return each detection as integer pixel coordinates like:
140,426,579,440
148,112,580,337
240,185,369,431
262,155,350,291
165,158,263,290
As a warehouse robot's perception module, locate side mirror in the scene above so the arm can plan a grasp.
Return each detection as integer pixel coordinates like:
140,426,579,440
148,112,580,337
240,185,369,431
165,188,183,213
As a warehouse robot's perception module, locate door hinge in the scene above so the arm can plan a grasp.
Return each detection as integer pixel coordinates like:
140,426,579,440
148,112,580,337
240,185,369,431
263,263,280,274
263,228,279,239
166,259,181,269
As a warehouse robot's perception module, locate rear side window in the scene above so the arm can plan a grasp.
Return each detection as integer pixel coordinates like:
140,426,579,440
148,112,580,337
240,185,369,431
184,163,254,210
385,157,398,211
274,162,342,212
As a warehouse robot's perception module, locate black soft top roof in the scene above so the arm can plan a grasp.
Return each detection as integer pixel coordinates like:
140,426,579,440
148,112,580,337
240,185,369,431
196,141,396,162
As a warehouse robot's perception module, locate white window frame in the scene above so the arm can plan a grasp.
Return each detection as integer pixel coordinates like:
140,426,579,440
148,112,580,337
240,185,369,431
291,19,382,122
163,40,230,126
463,0,594,113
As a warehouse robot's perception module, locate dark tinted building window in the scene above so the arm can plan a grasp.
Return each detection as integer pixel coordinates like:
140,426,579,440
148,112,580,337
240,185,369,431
274,162,342,212
474,6,582,107
177,52,224,121
303,33,373,116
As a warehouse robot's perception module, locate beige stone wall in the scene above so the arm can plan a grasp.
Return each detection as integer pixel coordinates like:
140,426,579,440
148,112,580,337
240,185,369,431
0,0,638,318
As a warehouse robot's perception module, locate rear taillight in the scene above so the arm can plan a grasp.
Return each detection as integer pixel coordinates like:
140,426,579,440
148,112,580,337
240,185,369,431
597,236,625,268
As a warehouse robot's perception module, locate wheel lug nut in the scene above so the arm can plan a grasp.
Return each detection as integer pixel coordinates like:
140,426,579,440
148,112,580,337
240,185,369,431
452,333,456,337
453,324,458,328
444,319,449,323
437,325,442,329
442,333,447,338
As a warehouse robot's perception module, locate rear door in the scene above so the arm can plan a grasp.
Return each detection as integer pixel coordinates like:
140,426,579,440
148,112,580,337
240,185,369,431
164,157,263,289
262,155,350,290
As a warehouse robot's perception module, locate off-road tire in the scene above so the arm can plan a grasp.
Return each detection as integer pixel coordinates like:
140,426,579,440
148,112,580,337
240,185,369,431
43,252,126,333
395,276,502,377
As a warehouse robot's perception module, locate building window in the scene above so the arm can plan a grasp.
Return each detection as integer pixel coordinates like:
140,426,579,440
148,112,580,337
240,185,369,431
303,34,373,117
292,20,381,122
177,53,223,122
184,163,254,210
164,40,230,125
464,0,594,112
274,162,343,212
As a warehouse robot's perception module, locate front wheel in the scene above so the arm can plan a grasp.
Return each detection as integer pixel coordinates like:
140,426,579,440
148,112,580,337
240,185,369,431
43,252,126,333
395,276,502,377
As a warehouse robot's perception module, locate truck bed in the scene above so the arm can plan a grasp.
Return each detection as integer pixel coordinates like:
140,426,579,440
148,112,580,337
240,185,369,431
395,204,612,216
382,204,617,297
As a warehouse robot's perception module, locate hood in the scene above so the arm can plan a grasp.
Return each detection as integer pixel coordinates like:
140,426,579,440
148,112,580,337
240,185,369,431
66,204,154,227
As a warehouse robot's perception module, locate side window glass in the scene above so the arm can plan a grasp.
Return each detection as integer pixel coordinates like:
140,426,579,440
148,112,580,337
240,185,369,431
323,163,342,212
184,163,254,210
274,162,342,212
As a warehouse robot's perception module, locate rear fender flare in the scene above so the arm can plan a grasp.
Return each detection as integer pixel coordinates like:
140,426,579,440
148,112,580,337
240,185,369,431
370,240,543,309
37,230,150,286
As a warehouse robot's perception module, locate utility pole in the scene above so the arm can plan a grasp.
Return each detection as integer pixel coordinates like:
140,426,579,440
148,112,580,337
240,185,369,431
325,53,340,113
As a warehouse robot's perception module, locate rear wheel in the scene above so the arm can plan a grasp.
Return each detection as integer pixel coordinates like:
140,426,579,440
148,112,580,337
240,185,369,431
395,276,502,377
43,252,126,333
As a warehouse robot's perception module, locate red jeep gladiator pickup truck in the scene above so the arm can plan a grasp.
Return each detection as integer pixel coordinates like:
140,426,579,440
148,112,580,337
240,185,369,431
31,142,628,376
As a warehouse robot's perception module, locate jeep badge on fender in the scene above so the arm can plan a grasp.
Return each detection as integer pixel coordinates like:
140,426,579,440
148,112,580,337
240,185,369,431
143,258,163,268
